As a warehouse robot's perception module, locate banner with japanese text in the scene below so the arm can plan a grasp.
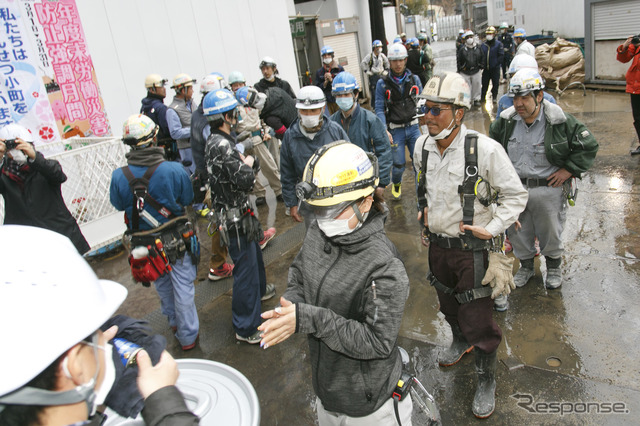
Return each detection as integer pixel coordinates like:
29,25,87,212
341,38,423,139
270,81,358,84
0,0,110,146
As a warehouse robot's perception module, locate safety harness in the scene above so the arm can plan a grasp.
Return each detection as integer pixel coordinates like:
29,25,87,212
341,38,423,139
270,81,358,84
417,133,496,304
121,164,175,231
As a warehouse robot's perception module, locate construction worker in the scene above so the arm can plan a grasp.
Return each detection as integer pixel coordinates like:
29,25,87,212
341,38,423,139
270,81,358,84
480,26,504,104
360,39,389,107
191,73,235,281
0,225,198,425
280,85,349,224
110,114,200,351
330,71,392,196
374,43,422,200
414,72,528,418
418,33,435,81
457,30,484,106
315,46,345,114
140,74,177,161
202,88,276,344
407,37,429,86
254,56,296,99
490,69,599,292
168,74,197,176
498,23,515,82
259,141,412,424
513,28,536,57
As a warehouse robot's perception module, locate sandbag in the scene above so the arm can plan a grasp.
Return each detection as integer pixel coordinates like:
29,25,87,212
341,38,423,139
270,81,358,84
535,38,584,90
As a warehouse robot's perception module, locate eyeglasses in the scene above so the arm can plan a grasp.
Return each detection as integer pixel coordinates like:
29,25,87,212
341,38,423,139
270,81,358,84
421,106,452,116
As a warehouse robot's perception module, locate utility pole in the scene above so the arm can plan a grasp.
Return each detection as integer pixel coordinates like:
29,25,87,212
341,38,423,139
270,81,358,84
395,0,403,37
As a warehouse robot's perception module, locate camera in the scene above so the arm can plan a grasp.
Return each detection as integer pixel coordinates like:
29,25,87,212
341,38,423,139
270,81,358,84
632,34,640,45
3,139,17,150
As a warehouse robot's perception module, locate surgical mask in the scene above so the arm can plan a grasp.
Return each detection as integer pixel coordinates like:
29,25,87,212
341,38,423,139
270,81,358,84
465,38,474,46
91,343,115,414
317,209,368,237
266,75,275,82
336,96,354,112
9,149,27,164
486,35,494,41
323,57,332,65
432,117,457,140
300,113,321,129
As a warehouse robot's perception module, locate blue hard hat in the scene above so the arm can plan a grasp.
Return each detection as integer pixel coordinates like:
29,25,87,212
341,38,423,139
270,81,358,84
372,40,383,48
321,45,334,56
409,37,419,48
332,71,360,95
203,89,238,117
513,28,526,38
236,86,260,107
392,37,402,44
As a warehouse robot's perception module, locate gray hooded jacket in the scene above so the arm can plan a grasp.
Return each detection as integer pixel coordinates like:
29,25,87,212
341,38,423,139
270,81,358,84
283,207,409,416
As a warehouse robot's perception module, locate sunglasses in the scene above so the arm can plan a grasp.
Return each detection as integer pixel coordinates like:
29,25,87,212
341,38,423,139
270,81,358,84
421,105,452,116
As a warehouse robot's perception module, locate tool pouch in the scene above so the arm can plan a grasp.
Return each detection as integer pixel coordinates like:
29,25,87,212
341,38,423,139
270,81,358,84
128,247,169,286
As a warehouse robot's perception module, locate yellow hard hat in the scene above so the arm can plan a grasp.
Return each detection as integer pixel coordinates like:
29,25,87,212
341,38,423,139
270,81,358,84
144,74,167,89
486,26,496,35
171,73,196,89
297,140,379,217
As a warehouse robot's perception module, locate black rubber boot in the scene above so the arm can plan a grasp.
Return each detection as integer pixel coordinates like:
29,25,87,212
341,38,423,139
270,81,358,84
472,349,497,418
438,322,474,367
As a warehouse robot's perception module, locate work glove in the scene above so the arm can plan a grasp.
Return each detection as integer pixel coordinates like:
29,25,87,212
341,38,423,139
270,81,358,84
366,70,373,76
382,70,389,77
482,252,515,299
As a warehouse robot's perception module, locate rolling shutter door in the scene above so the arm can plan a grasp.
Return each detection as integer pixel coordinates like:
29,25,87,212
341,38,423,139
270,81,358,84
593,0,640,40
323,32,363,93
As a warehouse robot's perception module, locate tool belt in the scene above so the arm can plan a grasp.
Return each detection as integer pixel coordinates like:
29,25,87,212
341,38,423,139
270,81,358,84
208,205,263,247
428,232,493,251
125,216,200,286
520,177,549,188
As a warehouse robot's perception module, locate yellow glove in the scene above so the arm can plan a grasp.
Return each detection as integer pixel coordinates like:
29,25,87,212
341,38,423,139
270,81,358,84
482,252,515,299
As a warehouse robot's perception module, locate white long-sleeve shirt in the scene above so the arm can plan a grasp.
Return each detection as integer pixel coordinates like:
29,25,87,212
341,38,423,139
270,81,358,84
413,124,528,238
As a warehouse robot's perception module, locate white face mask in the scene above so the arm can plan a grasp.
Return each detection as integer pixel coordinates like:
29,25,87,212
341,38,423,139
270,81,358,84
431,117,457,140
266,74,275,82
9,149,27,164
91,342,116,414
486,35,494,41
323,57,332,65
465,38,474,46
317,202,368,237
300,113,321,129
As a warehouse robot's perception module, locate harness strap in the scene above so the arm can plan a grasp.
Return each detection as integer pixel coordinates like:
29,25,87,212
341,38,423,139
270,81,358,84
458,134,478,236
428,271,492,305
416,145,429,210
121,163,175,231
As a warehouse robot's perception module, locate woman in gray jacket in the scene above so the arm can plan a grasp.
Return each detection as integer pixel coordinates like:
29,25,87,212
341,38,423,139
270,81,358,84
259,140,412,425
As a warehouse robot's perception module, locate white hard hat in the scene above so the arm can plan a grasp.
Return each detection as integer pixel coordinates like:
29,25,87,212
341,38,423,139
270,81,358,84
171,73,196,89
508,54,538,76
0,225,127,397
0,123,35,143
144,74,167,89
419,71,472,109
200,73,228,94
387,43,408,60
508,68,545,97
296,85,326,110
122,114,158,148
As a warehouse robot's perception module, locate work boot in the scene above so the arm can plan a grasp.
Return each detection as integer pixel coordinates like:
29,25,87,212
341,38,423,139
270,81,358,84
472,349,497,419
545,268,563,289
493,294,508,312
391,183,402,199
630,146,640,156
438,322,474,367
514,264,534,288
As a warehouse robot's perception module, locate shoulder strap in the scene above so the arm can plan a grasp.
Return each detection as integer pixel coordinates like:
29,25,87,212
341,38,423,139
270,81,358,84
458,134,478,234
121,163,175,231
416,144,430,210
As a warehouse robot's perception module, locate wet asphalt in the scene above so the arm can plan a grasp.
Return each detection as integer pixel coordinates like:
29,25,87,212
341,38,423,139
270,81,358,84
89,41,640,425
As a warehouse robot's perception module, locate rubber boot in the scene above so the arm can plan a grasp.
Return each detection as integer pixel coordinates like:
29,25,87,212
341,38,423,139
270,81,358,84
438,322,474,367
472,349,497,418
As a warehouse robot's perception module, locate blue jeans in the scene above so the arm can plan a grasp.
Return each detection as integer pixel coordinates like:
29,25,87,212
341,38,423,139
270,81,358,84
390,124,420,184
154,253,199,346
227,234,267,337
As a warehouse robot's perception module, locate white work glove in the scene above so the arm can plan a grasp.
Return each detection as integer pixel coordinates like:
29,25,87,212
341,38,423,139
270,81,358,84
382,70,389,77
366,70,373,76
481,252,515,299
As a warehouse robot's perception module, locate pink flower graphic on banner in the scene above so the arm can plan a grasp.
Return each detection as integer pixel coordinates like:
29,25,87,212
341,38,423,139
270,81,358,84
35,99,54,122
51,99,67,125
